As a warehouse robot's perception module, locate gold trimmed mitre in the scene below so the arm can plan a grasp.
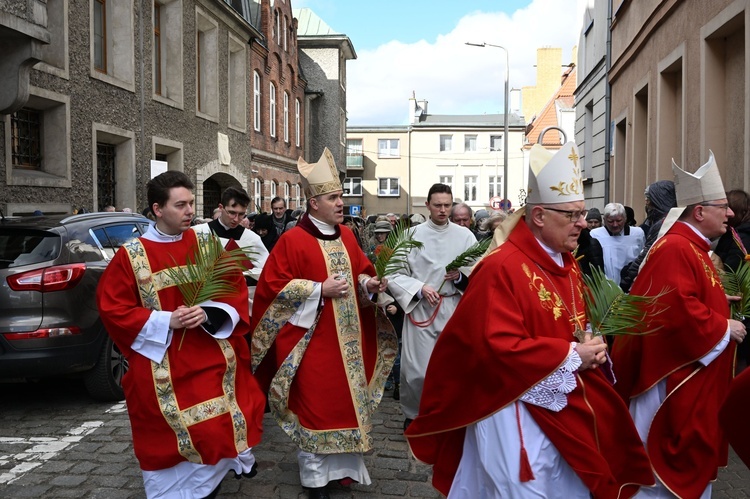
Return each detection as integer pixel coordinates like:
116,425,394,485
526,141,584,205
298,148,343,198
672,150,726,206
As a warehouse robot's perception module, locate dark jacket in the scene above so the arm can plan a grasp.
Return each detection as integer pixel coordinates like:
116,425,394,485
576,228,604,278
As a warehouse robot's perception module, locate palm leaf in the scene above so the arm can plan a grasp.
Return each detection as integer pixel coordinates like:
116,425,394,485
164,232,257,348
721,260,750,320
444,237,492,272
436,237,492,293
374,220,424,280
582,266,670,337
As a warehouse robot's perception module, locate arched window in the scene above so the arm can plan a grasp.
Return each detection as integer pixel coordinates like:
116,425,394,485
253,71,261,131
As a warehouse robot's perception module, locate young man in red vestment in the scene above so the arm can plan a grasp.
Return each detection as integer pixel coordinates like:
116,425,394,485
611,152,746,498
405,139,654,498
250,148,397,499
96,171,265,499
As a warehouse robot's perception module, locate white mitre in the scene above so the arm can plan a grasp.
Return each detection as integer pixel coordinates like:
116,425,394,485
672,150,725,206
526,141,584,204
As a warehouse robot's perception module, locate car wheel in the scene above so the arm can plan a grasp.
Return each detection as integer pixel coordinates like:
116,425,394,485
84,333,127,401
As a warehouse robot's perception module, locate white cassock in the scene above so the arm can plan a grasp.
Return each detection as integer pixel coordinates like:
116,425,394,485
387,219,476,419
590,226,645,285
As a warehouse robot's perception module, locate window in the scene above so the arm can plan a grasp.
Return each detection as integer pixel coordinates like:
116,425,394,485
153,136,184,172
439,134,453,152
93,223,143,260
153,3,161,94
93,0,106,72
464,134,477,152
272,10,277,42
196,8,219,119
90,0,135,91
378,139,399,158
228,34,246,130
346,139,363,169
253,178,262,211
283,92,289,142
269,83,276,137
36,0,69,77
488,175,502,198
11,109,42,169
490,134,503,151
295,184,301,208
464,175,478,202
283,16,287,51
253,71,261,132
295,98,300,146
270,181,277,199
93,123,136,212
378,178,400,197
6,88,71,188
343,177,362,197
275,10,281,44
439,175,453,190
284,182,290,207
153,0,183,106
97,142,116,209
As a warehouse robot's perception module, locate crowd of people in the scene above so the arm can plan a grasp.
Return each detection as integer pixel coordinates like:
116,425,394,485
96,141,750,499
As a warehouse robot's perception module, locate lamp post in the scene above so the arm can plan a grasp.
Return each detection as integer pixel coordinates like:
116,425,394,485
466,42,509,202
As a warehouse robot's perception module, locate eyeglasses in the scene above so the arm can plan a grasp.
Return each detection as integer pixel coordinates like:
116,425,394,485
543,207,589,222
700,202,729,210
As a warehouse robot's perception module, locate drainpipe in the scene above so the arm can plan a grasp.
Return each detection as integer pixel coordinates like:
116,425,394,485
407,125,412,216
603,0,613,205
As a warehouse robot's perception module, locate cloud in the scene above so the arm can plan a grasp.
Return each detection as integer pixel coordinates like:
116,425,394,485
346,0,583,125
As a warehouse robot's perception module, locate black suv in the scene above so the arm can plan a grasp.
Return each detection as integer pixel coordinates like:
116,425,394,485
0,212,152,401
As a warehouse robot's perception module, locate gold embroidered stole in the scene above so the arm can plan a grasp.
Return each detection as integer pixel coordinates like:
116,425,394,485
256,237,397,454
123,237,248,464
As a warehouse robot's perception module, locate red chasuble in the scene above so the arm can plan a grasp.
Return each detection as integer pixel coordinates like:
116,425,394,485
96,229,265,471
405,219,653,498
250,216,396,454
611,222,735,497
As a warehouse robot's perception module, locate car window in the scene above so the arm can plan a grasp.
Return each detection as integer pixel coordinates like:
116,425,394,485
0,229,61,269
92,224,143,260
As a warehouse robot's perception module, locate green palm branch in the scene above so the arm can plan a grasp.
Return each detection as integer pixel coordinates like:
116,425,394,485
582,266,670,338
436,237,492,293
374,220,424,280
164,232,256,349
720,260,750,320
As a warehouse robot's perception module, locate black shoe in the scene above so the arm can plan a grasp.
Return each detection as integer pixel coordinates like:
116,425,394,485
403,417,413,432
392,383,400,401
235,462,258,480
306,486,331,499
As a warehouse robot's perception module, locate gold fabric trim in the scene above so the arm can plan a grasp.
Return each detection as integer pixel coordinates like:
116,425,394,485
264,240,397,454
251,279,317,371
124,236,248,463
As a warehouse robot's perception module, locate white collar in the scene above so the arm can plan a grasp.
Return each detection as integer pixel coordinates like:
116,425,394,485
534,237,564,267
309,214,336,235
143,224,185,243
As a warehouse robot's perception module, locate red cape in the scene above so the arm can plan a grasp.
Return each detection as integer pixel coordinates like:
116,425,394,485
611,222,735,497
406,219,653,498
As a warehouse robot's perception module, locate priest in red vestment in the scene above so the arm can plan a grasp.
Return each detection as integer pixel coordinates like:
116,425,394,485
96,171,265,499
611,151,746,498
250,148,397,499
405,138,654,498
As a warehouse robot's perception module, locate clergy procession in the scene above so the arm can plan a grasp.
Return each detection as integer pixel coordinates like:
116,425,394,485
95,138,750,499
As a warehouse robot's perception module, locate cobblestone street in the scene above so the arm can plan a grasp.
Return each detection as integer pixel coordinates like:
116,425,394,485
1,382,748,498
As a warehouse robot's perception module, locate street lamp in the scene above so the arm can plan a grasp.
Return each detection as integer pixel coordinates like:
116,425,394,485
466,42,510,203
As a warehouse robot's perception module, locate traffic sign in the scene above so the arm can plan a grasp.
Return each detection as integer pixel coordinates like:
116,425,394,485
350,205,361,216
490,196,503,210
500,199,512,211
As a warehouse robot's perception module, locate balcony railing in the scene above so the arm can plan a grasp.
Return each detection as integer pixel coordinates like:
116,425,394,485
346,153,364,170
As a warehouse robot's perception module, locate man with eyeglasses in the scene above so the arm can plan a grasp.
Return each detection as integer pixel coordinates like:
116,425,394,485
590,202,645,287
405,142,653,498
195,186,269,289
612,151,746,499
